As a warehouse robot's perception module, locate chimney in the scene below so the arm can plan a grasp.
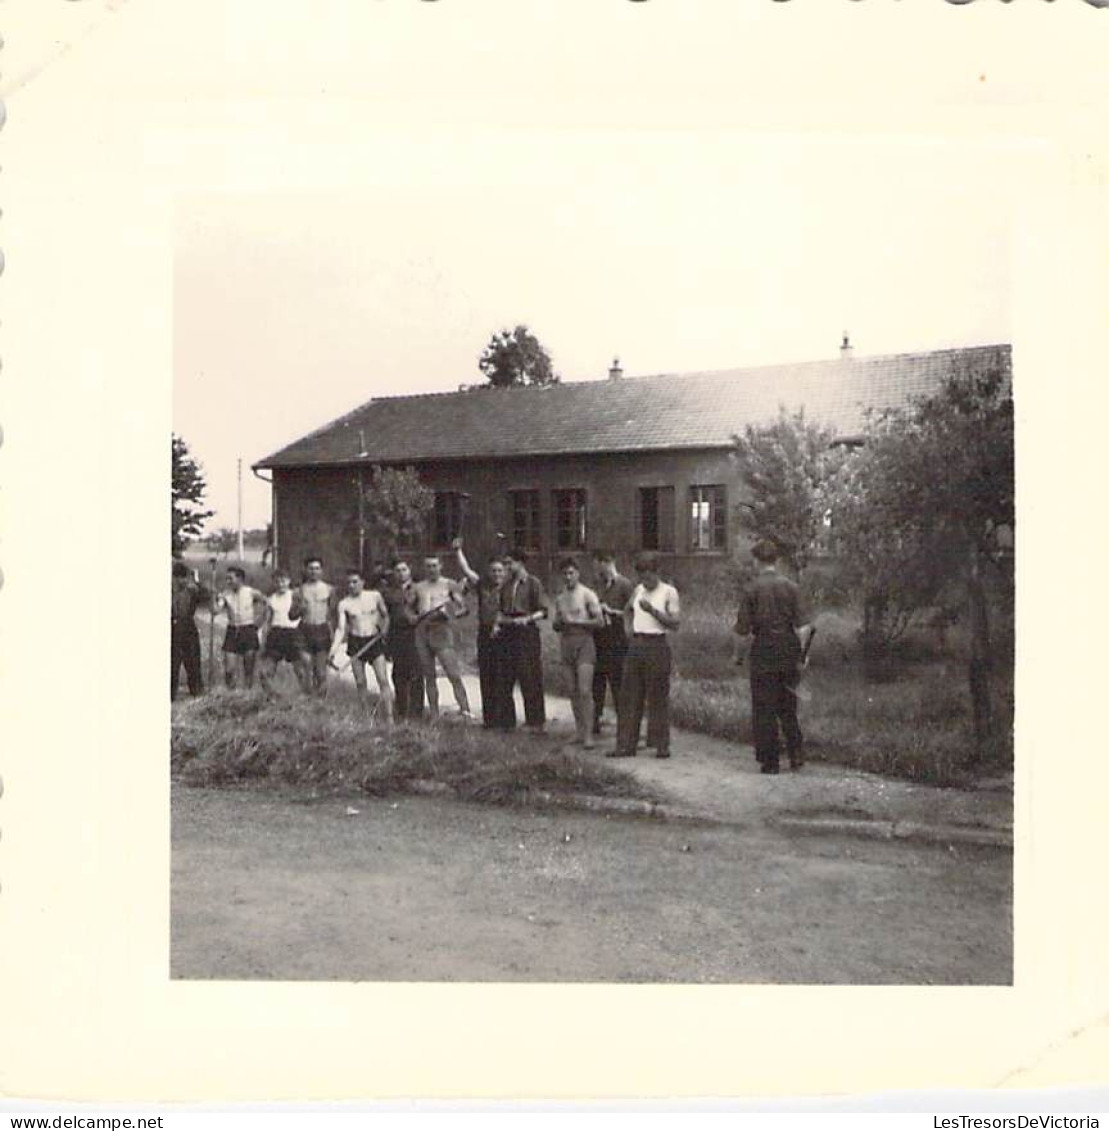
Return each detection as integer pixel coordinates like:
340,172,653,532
840,332,854,360
357,429,368,457
608,356,624,381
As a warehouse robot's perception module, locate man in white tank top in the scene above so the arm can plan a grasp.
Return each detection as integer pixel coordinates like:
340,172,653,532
259,568,309,693
610,552,681,759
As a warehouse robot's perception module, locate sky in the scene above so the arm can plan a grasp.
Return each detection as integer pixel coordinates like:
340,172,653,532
174,133,1017,531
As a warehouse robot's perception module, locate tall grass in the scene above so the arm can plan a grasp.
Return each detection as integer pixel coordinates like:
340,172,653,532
171,688,655,803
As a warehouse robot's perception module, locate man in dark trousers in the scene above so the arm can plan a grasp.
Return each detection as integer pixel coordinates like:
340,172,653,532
383,559,424,720
733,538,812,774
610,552,681,759
499,547,548,732
590,549,635,737
171,560,205,699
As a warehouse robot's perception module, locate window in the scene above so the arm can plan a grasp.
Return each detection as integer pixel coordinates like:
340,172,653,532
638,486,675,552
552,489,587,551
689,485,727,552
510,489,542,552
432,491,465,548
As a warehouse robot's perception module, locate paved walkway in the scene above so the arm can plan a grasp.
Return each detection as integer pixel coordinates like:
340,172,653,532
449,673,1013,841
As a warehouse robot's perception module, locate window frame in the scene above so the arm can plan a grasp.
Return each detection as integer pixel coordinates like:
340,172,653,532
509,488,543,554
688,484,727,553
551,488,588,552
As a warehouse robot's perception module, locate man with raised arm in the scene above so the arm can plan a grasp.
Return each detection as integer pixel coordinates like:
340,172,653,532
412,554,472,721
453,538,511,729
552,556,606,749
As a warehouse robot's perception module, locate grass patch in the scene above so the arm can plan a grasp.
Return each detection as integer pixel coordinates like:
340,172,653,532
171,688,657,805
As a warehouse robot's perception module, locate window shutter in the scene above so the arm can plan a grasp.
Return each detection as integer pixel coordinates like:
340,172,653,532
633,488,643,550
659,486,675,553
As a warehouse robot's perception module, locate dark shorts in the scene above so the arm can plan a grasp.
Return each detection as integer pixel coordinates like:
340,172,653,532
300,623,332,655
222,624,260,655
560,628,596,669
264,626,303,663
348,635,385,664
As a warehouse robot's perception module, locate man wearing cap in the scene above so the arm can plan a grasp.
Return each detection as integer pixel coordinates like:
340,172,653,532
609,552,680,759
733,539,811,774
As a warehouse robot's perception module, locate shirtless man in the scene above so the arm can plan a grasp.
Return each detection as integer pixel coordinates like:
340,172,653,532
296,555,335,696
217,565,265,689
412,554,472,721
259,568,309,694
331,568,393,721
552,556,606,749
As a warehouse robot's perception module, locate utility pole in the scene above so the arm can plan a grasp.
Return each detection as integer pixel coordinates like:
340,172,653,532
237,457,245,562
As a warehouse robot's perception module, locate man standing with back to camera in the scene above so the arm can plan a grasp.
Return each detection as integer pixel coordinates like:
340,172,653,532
733,538,811,774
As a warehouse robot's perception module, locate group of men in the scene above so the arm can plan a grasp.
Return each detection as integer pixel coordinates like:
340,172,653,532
170,535,810,773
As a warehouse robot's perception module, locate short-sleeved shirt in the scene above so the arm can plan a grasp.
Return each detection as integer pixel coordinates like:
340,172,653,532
735,568,808,672
629,582,680,635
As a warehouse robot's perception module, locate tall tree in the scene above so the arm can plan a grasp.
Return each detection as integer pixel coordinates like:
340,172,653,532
172,434,214,553
359,465,434,565
827,356,1014,752
478,324,560,388
731,408,843,574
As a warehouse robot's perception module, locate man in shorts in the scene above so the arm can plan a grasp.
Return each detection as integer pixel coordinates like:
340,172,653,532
552,556,606,749
332,567,393,721
259,567,309,693
590,549,635,736
412,554,472,721
296,555,335,696
217,565,265,689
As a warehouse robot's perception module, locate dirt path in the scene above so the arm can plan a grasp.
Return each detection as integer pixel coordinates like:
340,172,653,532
172,786,1011,984
444,673,1013,835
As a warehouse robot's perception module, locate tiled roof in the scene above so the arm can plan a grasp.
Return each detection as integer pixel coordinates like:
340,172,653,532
255,344,1011,469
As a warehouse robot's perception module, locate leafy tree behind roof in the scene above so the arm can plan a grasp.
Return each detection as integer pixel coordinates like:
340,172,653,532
478,324,560,388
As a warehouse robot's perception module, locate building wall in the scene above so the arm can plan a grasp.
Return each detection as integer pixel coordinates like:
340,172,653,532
274,448,746,589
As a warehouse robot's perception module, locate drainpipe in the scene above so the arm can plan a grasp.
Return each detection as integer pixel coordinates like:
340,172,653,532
252,466,276,567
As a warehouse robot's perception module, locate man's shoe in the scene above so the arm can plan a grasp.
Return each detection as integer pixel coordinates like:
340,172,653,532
760,764,780,775
789,760,804,772
606,749,635,758
654,749,671,759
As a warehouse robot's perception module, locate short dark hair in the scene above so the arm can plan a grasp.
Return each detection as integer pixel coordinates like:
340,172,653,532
272,566,291,580
228,566,246,580
751,539,780,564
558,555,579,572
172,561,189,578
634,552,661,573
346,567,363,578
304,555,323,567
592,549,615,564
505,547,528,565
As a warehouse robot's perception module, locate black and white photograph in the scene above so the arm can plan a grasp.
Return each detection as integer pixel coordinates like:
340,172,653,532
9,0,1109,1109
171,137,1015,985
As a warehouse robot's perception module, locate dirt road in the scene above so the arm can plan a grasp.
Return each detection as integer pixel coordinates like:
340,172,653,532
172,785,1011,984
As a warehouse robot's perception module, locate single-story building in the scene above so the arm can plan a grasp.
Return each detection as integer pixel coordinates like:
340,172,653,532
253,341,1011,587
